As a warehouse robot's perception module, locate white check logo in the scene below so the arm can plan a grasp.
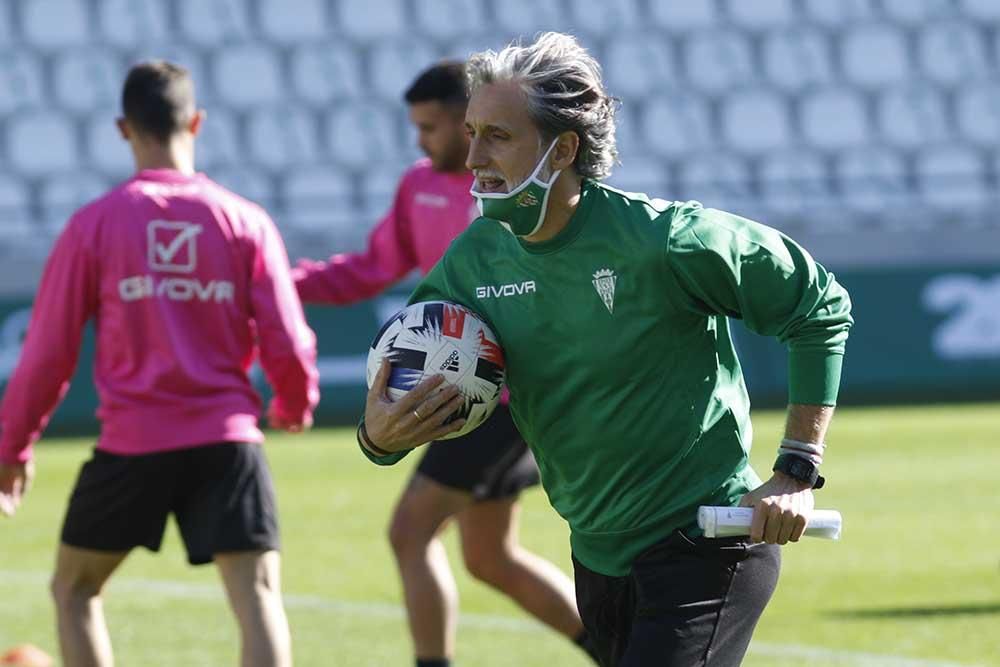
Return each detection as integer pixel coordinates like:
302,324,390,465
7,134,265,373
148,220,202,273
155,226,200,263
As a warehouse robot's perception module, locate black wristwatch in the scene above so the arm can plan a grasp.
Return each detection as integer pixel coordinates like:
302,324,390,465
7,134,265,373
772,453,825,489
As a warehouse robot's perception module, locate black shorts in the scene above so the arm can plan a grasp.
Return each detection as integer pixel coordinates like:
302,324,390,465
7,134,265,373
573,530,781,667
415,403,540,501
61,442,280,566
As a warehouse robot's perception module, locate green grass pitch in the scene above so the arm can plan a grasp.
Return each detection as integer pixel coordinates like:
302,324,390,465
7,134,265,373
1,403,997,666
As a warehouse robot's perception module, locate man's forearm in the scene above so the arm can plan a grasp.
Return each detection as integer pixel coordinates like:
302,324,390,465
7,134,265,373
784,403,835,444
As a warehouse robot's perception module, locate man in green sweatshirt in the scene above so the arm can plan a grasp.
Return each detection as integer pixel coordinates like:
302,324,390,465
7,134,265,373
357,32,853,667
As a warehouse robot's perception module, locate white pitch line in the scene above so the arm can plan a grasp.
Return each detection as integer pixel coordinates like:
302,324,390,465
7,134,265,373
0,571,985,667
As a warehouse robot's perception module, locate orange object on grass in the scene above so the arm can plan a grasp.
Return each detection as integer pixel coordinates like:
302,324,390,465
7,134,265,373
0,644,54,667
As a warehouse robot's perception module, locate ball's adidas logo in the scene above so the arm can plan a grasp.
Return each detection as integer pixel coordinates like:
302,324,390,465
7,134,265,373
440,350,461,372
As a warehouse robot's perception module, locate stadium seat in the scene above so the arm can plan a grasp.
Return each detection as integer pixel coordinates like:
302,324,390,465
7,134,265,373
362,163,408,220
86,111,134,177
21,0,89,50
606,155,671,197
877,85,951,149
259,0,327,43
956,84,1000,146
762,29,834,92
611,106,642,164
758,150,832,215
0,175,34,240
53,49,123,114
568,0,640,38
641,94,714,156
0,53,45,114
840,24,910,89
684,30,756,94
801,0,877,25
724,0,796,30
648,0,720,31
247,108,320,172
337,0,406,40
494,0,562,34
961,0,1000,20
39,174,108,232
720,91,792,155
918,21,989,86
178,0,251,46
605,38,676,99
0,2,10,43
7,113,79,176
211,167,277,210
98,0,170,47
282,166,355,232
916,146,991,211
835,147,909,214
881,0,955,24
414,0,487,41
326,105,402,169
196,108,241,169
676,153,753,213
800,88,870,150
444,36,510,63
370,40,440,101
291,44,364,105
213,45,284,109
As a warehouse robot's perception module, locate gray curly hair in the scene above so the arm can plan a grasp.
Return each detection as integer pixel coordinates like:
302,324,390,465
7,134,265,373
466,32,618,180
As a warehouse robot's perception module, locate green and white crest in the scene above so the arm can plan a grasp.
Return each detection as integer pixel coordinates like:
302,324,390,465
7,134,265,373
592,268,617,314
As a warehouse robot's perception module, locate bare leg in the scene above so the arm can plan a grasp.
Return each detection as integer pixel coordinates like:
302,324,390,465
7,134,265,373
50,544,129,667
388,474,475,661
458,498,584,638
215,550,291,667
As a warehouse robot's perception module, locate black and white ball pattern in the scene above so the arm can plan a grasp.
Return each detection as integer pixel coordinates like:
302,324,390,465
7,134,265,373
367,301,505,439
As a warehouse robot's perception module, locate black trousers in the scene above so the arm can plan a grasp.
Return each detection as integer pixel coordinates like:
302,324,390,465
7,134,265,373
573,530,781,667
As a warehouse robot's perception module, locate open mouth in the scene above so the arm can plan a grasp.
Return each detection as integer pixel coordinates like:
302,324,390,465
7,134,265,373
476,176,507,194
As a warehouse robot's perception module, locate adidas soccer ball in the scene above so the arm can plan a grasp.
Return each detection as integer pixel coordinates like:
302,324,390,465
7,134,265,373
366,301,505,440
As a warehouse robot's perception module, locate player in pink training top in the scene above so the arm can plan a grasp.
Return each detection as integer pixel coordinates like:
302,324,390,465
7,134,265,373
293,62,597,667
0,62,318,667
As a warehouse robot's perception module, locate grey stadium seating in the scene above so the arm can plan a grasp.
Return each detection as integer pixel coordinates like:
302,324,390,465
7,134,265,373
0,0,998,290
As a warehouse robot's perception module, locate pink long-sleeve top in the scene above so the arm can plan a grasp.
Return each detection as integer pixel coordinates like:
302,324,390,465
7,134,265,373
292,159,476,304
0,169,319,465
290,160,511,404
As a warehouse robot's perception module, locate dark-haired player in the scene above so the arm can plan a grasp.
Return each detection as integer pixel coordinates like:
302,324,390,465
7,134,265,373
0,61,318,667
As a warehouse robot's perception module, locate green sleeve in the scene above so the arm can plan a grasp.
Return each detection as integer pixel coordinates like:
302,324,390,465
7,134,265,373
664,205,853,405
357,254,461,466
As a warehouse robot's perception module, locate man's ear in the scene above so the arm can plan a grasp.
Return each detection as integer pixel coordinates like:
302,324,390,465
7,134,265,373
552,131,580,171
188,109,206,136
116,117,130,141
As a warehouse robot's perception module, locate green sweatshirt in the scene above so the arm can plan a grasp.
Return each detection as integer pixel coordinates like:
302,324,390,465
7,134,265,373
364,180,853,576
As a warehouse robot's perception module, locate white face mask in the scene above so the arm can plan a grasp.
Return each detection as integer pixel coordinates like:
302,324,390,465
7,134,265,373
470,139,561,237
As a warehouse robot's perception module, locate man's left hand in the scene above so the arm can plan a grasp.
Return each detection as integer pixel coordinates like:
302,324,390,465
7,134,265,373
739,471,814,544
0,461,34,518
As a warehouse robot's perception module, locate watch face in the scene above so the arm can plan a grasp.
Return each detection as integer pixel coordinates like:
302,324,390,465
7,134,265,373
790,459,812,477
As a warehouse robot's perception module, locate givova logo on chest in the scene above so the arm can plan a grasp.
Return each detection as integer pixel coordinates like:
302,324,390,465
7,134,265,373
476,281,536,299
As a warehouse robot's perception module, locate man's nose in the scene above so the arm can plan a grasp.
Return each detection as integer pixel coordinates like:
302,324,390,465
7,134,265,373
466,137,486,171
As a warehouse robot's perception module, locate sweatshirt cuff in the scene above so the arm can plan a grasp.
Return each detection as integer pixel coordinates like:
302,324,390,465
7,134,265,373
357,418,410,466
788,349,844,406
0,441,33,465
358,441,410,466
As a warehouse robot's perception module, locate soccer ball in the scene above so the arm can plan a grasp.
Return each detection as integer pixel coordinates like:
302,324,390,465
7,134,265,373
366,301,505,440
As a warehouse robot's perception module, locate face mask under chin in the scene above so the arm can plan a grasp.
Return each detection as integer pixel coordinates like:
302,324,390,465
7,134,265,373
471,139,561,238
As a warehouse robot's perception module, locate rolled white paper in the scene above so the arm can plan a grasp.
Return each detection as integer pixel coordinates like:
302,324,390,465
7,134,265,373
697,506,842,540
